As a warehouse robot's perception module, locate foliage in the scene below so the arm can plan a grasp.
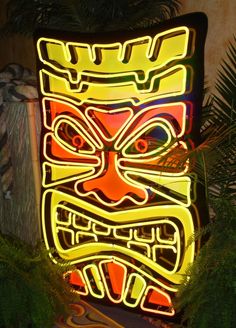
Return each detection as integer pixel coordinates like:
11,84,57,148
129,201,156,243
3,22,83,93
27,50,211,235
200,38,236,201
175,38,236,328
176,199,236,328
0,0,180,36
0,232,76,328
1,1,235,326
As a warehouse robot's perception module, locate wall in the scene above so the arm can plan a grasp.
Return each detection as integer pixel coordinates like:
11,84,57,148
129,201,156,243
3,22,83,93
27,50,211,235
182,0,236,90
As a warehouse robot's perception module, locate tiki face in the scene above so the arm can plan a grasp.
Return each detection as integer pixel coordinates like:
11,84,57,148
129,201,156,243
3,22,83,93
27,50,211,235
36,13,207,316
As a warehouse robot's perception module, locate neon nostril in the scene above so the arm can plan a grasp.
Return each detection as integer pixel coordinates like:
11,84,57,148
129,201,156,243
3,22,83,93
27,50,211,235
72,135,85,149
82,152,145,202
134,138,148,153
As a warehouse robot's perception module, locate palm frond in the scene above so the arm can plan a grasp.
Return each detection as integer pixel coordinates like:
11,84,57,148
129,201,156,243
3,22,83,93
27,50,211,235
175,199,236,328
175,37,236,327
161,37,236,201
0,232,76,327
0,0,181,36
204,37,236,200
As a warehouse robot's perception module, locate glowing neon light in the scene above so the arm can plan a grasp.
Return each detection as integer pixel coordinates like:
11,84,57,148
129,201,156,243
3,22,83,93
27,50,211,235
36,13,208,317
99,260,127,304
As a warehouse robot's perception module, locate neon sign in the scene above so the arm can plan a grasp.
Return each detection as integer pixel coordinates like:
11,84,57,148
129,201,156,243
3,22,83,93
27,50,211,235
35,13,208,316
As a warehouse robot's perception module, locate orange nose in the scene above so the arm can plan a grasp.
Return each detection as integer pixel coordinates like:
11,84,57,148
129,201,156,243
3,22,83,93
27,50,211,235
83,152,145,202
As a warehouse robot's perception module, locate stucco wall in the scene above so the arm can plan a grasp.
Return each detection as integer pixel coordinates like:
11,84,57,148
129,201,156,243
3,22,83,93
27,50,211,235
182,0,236,90
0,1,235,88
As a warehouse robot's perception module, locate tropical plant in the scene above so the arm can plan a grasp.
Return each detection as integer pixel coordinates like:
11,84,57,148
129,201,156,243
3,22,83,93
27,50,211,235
0,232,76,328
0,0,180,36
175,37,236,328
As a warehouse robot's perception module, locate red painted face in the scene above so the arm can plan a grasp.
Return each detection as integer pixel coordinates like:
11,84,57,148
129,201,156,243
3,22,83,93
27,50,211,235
36,13,208,317
46,100,189,207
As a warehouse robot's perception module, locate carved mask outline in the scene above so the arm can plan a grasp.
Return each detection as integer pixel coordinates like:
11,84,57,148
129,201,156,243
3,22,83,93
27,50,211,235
35,13,208,316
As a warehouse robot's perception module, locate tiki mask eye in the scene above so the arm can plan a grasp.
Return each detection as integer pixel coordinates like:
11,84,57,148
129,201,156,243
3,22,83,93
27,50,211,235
72,135,85,149
54,119,95,154
123,123,172,158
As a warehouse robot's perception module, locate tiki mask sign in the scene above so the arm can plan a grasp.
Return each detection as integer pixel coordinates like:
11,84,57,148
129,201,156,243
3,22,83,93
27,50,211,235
35,13,207,317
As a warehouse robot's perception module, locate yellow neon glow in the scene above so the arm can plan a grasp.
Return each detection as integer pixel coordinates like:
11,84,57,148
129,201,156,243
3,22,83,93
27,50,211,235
37,27,189,84
118,140,190,177
122,121,173,158
124,172,192,207
127,240,152,258
98,259,127,304
133,227,156,243
140,286,175,316
64,269,89,296
41,189,195,284
39,65,187,106
115,102,187,150
53,117,97,154
42,97,106,149
83,264,105,299
43,133,101,167
123,274,146,308
37,21,203,316
42,162,95,187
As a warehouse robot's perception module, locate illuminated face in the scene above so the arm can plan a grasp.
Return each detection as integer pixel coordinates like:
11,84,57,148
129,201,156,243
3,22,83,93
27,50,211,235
36,13,207,316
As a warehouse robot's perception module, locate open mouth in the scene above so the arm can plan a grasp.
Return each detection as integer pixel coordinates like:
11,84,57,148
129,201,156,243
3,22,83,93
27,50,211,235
53,201,184,274
42,189,195,315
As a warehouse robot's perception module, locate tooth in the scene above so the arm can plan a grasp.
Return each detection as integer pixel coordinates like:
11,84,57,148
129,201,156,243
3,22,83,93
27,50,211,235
152,245,177,264
127,241,151,258
92,223,111,236
156,227,177,245
76,231,98,244
140,286,174,315
65,270,88,296
123,273,146,308
56,207,71,226
72,213,91,231
57,227,75,246
113,228,133,240
134,227,155,243
99,260,127,304
68,212,73,222
83,264,105,299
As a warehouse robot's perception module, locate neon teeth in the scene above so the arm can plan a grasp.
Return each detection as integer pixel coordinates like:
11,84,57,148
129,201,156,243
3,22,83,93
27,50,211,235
54,204,181,273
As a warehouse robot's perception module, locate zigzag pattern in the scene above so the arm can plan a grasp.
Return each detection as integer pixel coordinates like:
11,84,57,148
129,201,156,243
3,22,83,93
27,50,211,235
37,27,189,83
37,27,191,106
